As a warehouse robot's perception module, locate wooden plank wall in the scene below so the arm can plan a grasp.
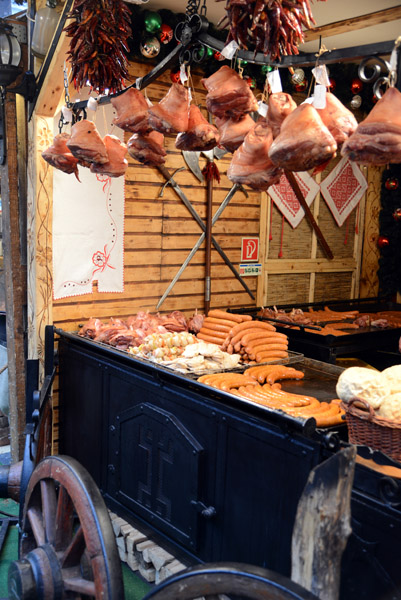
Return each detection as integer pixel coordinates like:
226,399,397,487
52,60,261,331
258,157,371,307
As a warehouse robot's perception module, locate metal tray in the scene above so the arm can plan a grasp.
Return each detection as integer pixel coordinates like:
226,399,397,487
228,298,401,364
67,330,304,377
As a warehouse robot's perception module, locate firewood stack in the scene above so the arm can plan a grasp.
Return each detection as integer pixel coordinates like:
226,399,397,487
109,511,189,583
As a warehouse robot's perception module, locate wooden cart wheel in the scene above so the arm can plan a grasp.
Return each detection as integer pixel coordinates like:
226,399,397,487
8,455,124,600
142,563,319,600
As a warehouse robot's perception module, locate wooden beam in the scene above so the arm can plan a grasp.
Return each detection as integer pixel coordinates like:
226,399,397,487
304,6,401,43
264,258,357,274
34,32,70,118
1,93,27,461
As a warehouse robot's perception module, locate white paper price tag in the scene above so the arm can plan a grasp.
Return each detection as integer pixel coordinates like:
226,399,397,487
267,69,282,93
257,101,268,117
221,40,239,59
87,97,98,112
180,64,188,84
61,106,73,122
312,65,330,87
390,47,398,72
313,84,327,109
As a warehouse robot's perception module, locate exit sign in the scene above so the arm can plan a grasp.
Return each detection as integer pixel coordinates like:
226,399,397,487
241,237,259,262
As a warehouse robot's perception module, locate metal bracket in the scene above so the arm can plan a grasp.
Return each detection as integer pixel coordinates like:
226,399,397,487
6,71,37,102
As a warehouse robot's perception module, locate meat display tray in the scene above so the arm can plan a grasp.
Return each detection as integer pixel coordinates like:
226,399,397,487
229,298,401,365
69,331,304,377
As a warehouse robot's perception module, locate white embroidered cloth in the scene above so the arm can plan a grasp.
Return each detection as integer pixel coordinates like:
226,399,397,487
320,157,368,226
268,171,320,228
52,104,125,300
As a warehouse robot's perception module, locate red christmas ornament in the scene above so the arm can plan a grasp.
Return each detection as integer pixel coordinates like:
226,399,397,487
377,236,390,248
328,77,336,91
372,94,379,104
245,76,256,89
159,24,173,44
170,70,181,83
214,51,225,61
351,78,363,94
385,177,399,191
295,79,308,92
393,208,401,221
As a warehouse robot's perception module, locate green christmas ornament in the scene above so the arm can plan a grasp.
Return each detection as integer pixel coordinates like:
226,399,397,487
206,47,214,59
261,65,273,75
140,36,161,58
144,11,162,33
238,59,248,66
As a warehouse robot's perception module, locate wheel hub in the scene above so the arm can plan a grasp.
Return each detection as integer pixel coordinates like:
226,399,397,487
8,543,64,600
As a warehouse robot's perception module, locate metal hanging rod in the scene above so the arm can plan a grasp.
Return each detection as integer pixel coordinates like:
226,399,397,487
28,0,400,115
69,37,400,113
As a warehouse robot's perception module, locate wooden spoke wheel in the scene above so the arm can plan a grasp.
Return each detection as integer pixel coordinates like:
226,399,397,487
8,455,124,600
142,563,319,600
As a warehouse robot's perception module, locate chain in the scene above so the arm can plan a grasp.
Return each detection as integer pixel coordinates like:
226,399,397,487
199,0,207,16
185,0,199,18
58,62,73,132
63,63,72,108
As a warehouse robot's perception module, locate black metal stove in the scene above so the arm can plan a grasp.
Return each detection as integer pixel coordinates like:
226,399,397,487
53,327,401,600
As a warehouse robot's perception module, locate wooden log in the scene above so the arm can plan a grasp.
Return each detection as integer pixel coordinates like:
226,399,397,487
291,446,356,600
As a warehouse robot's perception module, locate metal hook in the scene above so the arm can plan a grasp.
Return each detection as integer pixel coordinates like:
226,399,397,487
373,76,390,99
358,56,391,83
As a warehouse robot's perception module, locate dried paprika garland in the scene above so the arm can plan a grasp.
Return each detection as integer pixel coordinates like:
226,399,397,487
64,0,132,94
217,0,326,61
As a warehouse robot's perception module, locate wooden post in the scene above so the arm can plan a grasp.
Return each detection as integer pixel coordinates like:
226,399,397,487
359,165,382,298
0,92,28,461
204,168,213,315
291,446,356,600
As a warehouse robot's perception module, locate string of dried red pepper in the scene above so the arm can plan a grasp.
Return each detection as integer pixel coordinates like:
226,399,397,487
217,0,326,62
64,0,132,94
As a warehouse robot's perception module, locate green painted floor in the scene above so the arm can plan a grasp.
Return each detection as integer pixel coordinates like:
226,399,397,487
0,451,151,599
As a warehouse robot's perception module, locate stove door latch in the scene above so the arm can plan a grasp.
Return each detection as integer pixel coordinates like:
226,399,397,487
191,500,216,519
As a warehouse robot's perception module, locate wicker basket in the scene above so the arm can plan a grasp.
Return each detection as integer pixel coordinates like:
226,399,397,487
341,397,401,463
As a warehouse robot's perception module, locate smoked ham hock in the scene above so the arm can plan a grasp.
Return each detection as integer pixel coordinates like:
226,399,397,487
227,121,283,190
341,86,401,165
215,114,255,153
111,88,152,134
42,133,80,179
67,120,109,165
90,135,128,177
175,104,220,151
268,103,337,172
127,131,166,166
148,83,190,135
317,92,358,146
266,92,297,138
201,65,258,120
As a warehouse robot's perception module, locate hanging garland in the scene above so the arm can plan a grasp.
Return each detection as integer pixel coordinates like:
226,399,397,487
126,6,377,117
378,165,401,297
